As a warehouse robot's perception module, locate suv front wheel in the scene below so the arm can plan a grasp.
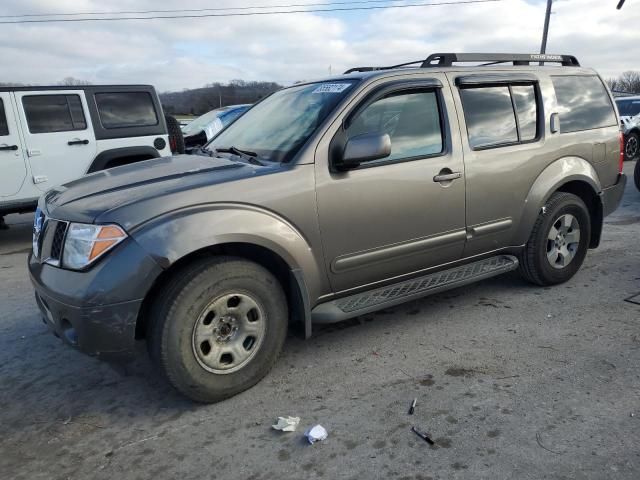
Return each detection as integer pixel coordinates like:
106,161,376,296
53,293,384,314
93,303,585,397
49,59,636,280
148,256,288,403
518,192,591,286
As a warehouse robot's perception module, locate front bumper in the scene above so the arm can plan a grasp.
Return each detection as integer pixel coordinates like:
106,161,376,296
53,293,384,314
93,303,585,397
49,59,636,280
602,173,627,217
28,238,163,360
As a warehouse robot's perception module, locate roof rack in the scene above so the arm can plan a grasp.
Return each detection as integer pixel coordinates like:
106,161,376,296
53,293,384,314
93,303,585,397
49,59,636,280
344,52,580,74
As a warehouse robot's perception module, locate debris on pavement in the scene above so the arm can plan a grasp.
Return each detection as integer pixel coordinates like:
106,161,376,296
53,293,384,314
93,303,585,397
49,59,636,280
408,398,417,415
304,425,328,444
271,416,300,432
411,426,434,445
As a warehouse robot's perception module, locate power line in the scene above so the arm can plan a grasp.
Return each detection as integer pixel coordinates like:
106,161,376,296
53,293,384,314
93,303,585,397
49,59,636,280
0,0,464,18
0,0,502,25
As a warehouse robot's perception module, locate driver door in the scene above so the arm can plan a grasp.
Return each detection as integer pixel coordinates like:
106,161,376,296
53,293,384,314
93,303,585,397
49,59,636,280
314,77,467,293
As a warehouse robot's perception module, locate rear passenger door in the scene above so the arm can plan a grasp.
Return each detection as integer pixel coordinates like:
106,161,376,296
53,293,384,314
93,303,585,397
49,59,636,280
15,91,96,191
448,74,543,257
0,93,27,198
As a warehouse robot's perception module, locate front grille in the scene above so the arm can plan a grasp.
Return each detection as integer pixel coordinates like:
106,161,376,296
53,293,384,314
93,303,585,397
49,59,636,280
50,222,67,260
39,219,68,265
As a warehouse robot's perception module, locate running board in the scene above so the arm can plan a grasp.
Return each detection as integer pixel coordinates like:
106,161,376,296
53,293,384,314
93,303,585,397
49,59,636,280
311,255,519,324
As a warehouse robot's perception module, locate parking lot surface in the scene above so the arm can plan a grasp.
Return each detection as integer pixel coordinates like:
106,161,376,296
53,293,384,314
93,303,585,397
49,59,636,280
1,163,639,480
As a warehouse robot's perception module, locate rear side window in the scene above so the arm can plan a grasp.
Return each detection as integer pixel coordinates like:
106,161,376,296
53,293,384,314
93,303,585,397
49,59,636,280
460,84,539,149
0,99,8,136
552,76,617,133
347,90,443,163
23,95,87,133
95,92,158,129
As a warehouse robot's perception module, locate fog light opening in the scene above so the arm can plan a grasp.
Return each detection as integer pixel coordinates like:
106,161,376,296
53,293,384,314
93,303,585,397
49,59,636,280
60,319,78,346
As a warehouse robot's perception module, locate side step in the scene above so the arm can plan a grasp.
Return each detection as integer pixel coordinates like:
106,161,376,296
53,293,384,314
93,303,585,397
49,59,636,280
312,255,519,324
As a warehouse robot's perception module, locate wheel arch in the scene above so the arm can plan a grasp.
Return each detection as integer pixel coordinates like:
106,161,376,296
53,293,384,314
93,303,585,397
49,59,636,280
514,156,603,248
86,146,160,173
132,206,324,341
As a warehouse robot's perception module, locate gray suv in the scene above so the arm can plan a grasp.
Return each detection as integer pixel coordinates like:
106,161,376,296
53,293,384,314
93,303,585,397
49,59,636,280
29,53,627,402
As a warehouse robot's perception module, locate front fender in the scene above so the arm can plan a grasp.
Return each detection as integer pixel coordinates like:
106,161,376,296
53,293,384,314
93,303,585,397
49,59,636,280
513,156,602,245
130,203,326,305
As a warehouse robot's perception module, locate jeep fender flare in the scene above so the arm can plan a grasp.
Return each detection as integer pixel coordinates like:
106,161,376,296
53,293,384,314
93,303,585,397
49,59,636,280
86,146,161,173
513,156,602,246
131,204,325,337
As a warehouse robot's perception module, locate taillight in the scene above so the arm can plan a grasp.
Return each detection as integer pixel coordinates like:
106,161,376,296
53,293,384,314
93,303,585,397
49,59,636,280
619,132,625,173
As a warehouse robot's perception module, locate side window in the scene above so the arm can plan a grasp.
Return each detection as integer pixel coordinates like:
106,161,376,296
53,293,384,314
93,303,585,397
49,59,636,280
346,90,443,163
512,85,537,141
552,76,617,133
23,95,87,134
0,99,8,136
460,84,539,149
95,92,158,129
460,86,518,149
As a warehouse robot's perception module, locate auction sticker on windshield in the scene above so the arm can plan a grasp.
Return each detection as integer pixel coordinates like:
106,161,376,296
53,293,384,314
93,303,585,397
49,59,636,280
312,83,352,94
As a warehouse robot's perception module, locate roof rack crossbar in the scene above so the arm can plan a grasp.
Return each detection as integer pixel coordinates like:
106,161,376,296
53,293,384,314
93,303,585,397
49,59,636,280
421,53,580,67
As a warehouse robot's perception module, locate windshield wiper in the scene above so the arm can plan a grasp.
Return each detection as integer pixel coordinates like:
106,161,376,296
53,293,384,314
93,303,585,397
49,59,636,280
214,146,264,165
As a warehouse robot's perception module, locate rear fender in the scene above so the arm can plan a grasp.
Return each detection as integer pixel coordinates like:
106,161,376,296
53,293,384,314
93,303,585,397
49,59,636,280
513,156,602,245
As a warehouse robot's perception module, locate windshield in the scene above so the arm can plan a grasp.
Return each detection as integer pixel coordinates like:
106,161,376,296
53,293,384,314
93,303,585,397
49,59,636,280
207,81,356,162
616,98,640,117
182,107,229,135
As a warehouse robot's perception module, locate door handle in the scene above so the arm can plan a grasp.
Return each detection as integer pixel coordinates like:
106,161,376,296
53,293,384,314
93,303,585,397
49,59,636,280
68,139,89,146
433,171,462,183
0,144,18,151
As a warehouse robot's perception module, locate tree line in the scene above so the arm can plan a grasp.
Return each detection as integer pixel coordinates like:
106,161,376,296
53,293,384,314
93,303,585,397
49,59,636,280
160,80,283,116
607,71,640,94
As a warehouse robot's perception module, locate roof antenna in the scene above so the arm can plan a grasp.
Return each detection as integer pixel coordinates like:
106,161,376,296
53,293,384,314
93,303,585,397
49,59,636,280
617,0,626,9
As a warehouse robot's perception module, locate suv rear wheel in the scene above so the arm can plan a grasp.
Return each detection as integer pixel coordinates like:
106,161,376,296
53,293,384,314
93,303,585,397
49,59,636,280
148,256,288,403
518,192,591,286
634,160,640,192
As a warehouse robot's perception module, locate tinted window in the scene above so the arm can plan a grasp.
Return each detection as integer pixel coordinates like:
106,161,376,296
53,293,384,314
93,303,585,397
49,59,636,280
347,90,443,162
23,95,86,133
95,92,158,129
460,86,518,148
512,85,538,141
552,76,617,133
616,98,640,117
0,99,8,136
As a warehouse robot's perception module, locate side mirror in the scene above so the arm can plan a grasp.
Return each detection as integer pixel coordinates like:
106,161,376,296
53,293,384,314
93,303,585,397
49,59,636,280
337,132,391,170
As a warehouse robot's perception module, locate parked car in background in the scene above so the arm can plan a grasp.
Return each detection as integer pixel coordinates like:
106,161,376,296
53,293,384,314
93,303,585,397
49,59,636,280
29,53,626,402
182,104,250,150
615,96,640,161
0,84,183,228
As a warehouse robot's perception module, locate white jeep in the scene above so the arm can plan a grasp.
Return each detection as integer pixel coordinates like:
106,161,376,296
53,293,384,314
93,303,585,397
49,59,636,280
0,85,181,227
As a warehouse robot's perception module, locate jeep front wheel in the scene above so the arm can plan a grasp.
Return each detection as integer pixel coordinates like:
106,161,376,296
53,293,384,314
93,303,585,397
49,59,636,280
518,192,591,286
148,257,288,402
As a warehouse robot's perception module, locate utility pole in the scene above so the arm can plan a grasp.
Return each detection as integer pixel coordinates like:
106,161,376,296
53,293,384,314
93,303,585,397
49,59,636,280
540,0,552,54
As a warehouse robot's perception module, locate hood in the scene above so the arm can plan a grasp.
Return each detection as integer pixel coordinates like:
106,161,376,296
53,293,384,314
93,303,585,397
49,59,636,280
43,154,276,224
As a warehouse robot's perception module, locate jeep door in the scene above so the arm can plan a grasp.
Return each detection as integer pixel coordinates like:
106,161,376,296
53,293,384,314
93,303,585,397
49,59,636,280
314,76,466,293
0,93,27,198
14,90,97,192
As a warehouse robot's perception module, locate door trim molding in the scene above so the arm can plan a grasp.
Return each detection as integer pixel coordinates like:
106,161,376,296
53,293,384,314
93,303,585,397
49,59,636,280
331,229,467,273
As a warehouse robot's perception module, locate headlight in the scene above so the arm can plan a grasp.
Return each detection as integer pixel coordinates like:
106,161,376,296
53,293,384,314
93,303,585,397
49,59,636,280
62,223,127,270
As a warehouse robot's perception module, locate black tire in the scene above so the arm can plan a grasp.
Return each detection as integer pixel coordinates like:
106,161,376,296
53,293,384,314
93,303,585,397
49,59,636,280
634,159,640,192
626,131,640,162
165,114,185,154
518,192,591,286
148,256,288,403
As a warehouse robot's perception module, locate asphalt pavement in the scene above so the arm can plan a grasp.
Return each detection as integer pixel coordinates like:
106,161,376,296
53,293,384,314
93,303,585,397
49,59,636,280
1,162,639,479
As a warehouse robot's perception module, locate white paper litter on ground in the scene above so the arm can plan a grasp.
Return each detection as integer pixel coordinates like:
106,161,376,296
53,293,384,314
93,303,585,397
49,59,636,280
304,425,328,444
271,416,300,432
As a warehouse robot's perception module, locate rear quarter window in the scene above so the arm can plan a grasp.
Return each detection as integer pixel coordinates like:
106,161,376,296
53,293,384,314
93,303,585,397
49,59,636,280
0,99,8,136
551,76,617,133
95,92,158,129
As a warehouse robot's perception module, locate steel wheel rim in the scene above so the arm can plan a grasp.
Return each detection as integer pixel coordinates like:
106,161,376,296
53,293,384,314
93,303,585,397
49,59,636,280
626,136,638,159
191,292,266,374
546,213,581,269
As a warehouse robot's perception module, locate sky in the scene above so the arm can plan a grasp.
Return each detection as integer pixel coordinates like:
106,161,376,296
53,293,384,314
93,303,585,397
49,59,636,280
0,0,638,92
